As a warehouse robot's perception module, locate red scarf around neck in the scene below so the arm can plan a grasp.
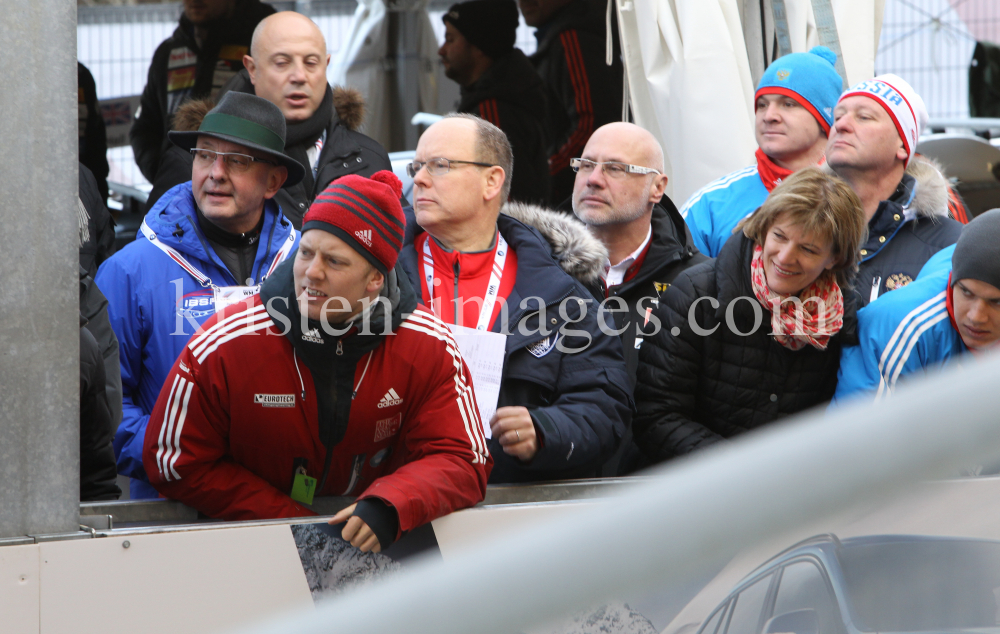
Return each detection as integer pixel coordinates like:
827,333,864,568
755,148,794,192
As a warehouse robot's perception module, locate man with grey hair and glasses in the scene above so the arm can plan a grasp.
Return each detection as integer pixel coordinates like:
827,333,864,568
398,113,632,483
571,121,707,474
96,91,302,498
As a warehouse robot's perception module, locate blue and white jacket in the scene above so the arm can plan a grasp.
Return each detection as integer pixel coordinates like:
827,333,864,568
832,265,965,405
95,183,298,497
680,164,767,258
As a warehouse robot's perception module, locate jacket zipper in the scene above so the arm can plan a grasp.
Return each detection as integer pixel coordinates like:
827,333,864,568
870,275,882,304
454,260,460,324
341,454,366,496
293,349,306,401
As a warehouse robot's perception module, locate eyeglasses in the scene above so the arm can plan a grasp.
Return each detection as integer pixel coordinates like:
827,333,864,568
190,148,276,172
570,158,661,178
406,157,495,178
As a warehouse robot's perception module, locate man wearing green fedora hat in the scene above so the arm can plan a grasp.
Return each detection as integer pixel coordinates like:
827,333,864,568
96,91,306,499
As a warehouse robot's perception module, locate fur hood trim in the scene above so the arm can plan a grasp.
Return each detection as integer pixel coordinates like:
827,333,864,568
167,89,366,133
906,155,950,219
171,98,214,132
333,86,365,131
501,201,607,285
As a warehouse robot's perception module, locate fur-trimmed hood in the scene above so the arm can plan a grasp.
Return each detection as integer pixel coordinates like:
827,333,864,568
501,201,607,285
905,155,950,219
214,68,368,131
331,86,365,131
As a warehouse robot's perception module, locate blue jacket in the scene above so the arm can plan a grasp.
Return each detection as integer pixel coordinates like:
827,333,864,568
400,202,633,482
94,183,298,497
680,164,767,258
833,266,965,405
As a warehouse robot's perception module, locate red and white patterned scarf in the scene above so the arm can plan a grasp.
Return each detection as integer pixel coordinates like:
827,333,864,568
749,244,845,351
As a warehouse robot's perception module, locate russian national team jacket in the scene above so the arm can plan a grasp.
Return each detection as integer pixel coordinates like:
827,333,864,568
680,163,769,258
851,158,962,308
95,182,298,498
832,266,966,404
142,263,491,534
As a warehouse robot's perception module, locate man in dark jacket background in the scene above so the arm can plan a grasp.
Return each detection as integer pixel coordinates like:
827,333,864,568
80,310,121,501
519,0,623,205
130,0,275,182
439,0,550,204
79,63,110,203
399,114,631,483
225,11,392,228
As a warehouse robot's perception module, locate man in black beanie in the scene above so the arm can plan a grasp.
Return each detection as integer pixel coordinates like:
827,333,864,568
834,209,1000,403
439,0,550,204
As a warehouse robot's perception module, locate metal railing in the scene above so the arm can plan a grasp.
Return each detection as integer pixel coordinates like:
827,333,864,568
230,350,1000,634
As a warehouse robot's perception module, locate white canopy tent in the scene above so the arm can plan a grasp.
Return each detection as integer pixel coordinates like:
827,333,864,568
617,0,886,203
333,0,886,203
332,0,440,152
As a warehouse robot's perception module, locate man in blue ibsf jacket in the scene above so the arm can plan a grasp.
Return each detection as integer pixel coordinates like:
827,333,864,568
834,209,1000,404
96,92,303,497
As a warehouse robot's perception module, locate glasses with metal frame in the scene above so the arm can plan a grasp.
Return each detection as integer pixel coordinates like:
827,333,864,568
570,158,661,178
190,148,277,172
406,157,495,178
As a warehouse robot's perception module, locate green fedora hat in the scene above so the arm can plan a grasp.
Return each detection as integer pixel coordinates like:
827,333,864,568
169,91,306,187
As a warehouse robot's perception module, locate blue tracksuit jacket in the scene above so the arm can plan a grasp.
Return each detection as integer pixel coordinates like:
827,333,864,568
833,266,966,405
680,164,768,258
95,183,298,497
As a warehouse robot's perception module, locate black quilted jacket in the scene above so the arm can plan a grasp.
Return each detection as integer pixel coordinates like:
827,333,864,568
633,232,858,464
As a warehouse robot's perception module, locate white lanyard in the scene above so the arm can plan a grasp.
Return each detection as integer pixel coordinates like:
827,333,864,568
422,231,508,332
141,219,295,289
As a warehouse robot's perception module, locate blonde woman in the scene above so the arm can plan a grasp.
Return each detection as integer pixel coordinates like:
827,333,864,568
633,168,868,464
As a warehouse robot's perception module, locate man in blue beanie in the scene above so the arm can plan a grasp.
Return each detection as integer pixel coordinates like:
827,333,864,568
681,47,843,257
834,209,1000,404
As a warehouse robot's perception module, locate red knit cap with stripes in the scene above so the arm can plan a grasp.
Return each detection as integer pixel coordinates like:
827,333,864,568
302,171,405,274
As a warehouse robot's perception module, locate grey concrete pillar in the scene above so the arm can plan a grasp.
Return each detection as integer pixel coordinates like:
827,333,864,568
0,0,80,538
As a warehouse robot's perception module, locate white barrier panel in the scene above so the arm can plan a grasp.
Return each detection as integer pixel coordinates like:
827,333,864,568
232,350,1000,634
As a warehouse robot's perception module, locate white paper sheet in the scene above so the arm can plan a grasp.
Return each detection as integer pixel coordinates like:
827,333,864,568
447,324,507,439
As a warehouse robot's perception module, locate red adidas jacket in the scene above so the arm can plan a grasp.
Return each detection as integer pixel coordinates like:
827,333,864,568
142,296,491,533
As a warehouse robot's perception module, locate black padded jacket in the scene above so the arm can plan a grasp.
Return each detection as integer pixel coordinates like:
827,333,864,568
633,232,858,464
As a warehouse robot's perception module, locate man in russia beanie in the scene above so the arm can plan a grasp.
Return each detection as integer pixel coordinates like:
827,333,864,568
826,71,960,307
680,46,844,257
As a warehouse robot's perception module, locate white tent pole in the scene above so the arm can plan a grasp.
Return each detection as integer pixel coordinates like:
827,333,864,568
232,352,1000,634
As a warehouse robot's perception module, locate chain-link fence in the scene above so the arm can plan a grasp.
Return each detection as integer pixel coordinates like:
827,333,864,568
77,0,537,189
875,0,1000,120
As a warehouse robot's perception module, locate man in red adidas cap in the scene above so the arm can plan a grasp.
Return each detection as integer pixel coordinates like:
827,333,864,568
143,171,491,552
